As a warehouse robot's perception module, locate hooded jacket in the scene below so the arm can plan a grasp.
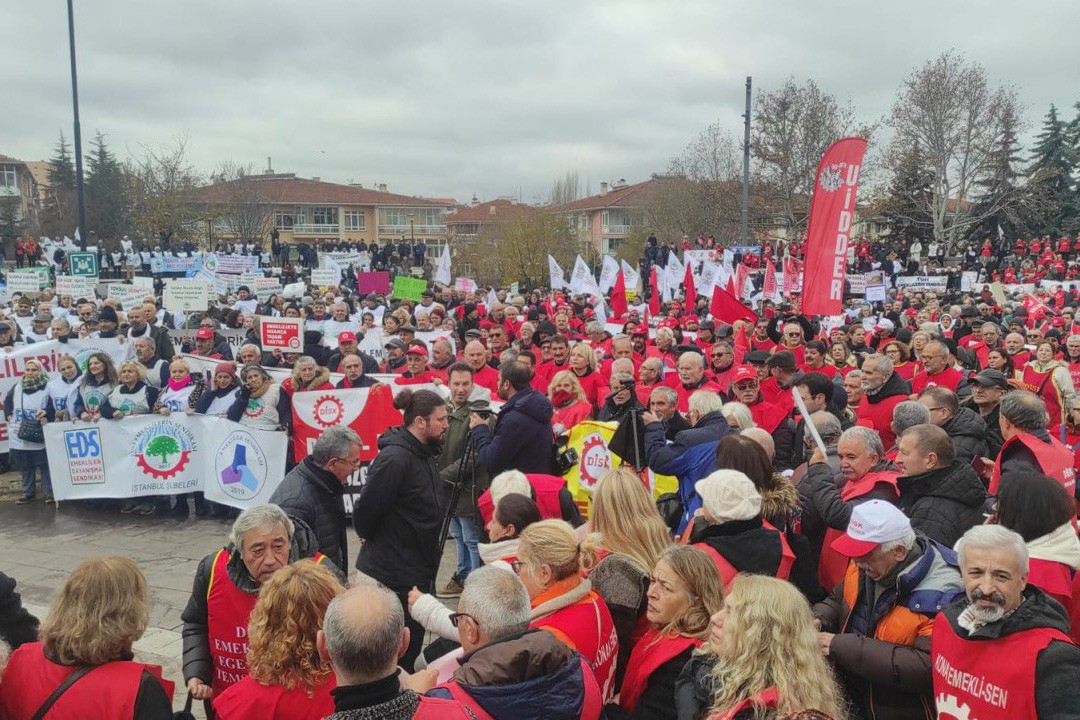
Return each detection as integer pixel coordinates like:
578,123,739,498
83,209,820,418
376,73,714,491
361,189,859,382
354,426,445,591
269,456,349,572
857,371,911,449
896,461,986,548
472,387,554,475
941,406,989,466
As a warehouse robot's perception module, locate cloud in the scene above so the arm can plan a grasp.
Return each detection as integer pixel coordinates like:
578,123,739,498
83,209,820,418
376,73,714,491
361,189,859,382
2,0,1078,204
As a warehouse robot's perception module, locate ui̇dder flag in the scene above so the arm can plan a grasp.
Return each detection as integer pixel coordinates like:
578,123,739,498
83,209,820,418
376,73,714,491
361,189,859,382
801,137,868,316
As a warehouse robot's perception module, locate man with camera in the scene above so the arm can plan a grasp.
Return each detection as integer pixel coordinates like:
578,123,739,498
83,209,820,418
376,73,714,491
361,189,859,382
470,361,555,475
436,362,496,596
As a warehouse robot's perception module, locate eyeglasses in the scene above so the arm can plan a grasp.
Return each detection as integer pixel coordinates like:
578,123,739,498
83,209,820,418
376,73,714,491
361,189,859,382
334,456,361,468
733,381,758,391
448,612,477,628
509,559,524,574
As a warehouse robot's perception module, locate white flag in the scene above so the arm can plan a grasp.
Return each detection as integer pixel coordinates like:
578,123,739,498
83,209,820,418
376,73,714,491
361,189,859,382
74,228,81,244
548,255,566,290
486,287,499,307
322,255,343,286
698,260,721,295
599,255,620,293
434,244,452,285
594,294,608,325
570,256,601,298
620,259,640,293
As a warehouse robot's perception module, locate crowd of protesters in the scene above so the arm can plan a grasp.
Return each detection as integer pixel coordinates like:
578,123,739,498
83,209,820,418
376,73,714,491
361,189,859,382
2,232,1080,719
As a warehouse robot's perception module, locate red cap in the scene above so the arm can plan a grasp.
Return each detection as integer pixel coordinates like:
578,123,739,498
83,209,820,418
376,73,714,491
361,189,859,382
406,345,428,356
338,331,356,343
731,366,758,384
658,318,679,329
631,325,648,336
196,328,214,339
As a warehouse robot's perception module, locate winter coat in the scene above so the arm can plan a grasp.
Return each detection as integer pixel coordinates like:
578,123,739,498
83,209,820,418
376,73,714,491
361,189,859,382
813,535,963,720
674,651,715,720
471,387,554,475
0,571,38,650
961,397,1004,458
896,461,987,548
269,456,349,572
857,371,911,450
941,407,989,466
440,401,494,518
804,461,899,533
590,552,650,688
354,426,445,592
643,411,731,470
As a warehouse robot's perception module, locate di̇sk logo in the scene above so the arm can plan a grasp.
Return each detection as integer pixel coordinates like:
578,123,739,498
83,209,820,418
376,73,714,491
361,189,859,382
132,421,197,479
578,433,612,491
312,395,344,428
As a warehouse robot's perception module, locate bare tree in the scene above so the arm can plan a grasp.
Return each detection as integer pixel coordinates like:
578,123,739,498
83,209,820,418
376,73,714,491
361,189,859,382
549,170,583,206
126,135,204,245
752,77,862,236
887,51,1019,250
208,162,275,246
456,210,575,287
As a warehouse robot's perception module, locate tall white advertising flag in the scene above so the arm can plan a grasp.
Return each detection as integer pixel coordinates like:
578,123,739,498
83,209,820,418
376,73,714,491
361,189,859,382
434,244,452,285
548,255,566,290
599,255,620,293
620,259,640,293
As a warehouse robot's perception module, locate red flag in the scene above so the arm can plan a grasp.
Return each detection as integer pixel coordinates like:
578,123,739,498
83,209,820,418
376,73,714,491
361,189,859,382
1023,294,1053,322
648,267,661,315
764,259,778,301
801,137,869,316
610,270,628,318
710,283,756,325
734,263,750,300
683,263,696,314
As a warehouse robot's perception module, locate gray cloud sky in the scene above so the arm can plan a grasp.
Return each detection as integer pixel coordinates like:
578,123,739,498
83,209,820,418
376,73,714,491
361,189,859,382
4,0,1078,203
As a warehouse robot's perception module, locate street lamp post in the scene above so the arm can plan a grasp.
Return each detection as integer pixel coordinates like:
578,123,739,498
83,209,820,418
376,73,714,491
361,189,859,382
67,0,87,250
408,210,416,244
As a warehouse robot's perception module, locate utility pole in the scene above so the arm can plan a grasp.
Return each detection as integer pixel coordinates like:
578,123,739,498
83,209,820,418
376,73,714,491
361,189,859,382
67,0,87,250
740,76,752,246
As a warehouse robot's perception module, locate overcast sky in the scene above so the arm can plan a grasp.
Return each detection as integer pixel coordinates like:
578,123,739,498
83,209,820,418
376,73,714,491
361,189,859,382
4,1,1078,204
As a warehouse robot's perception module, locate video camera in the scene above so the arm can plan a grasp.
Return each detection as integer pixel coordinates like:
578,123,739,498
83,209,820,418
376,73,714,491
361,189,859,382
552,433,579,476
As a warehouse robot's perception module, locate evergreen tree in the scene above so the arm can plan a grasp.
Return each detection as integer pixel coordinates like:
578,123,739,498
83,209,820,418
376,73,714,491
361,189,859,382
882,140,934,250
0,197,23,245
41,132,77,239
84,132,129,241
968,103,1035,245
1066,100,1080,225
1027,105,1076,234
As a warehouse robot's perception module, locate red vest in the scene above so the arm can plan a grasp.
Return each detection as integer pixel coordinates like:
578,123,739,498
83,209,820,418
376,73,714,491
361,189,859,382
911,366,964,395
440,657,602,720
619,630,701,713
931,612,1071,720
855,392,906,451
531,591,619,703
211,674,335,720
990,433,1077,495
476,474,566,526
693,520,795,590
818,472,901,591
1069,362,1080,393
413,694,482,719
0,642,174,719
1027,558,1080,644
711,687,780,720
1021,365,1066,427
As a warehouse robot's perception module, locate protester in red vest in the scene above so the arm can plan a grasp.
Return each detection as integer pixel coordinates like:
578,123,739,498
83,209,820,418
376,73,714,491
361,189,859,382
476,470,584,529
607,545,723,719
568,343,609,408
989,391,1078,497
931,525,1080,720
677,574,845,720
1017,341,1076,431
909,340,968,398
317,585,475,719
855,354,911,451
395,344,438,385
182,505,334,701
418,566,603,720
212,561,344,720
534,334,572,393
463,339,501,392
549,371,594,431
666,350,723,413
0,557,174,720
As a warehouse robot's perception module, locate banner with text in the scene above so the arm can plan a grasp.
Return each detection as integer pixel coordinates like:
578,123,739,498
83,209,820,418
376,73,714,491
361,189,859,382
896,275,948,293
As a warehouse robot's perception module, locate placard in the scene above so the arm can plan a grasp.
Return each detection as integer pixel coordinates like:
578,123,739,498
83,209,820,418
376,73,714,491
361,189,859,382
455,277,478,293
392,276,427,302
895,275,948,293
163,280,210,313
260,317,304,350
356,272,390,294
310,268,337,287
107,283,149,310
55,275,96,299
7,271,44,294
68,252,99,277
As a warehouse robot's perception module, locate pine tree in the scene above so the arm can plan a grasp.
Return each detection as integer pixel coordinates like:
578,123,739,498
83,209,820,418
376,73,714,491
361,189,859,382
882,140,934,249
1066,100,1080,229
968,103,1034,244
84,132,129,241
41,132,77,239
1028,105,1076,234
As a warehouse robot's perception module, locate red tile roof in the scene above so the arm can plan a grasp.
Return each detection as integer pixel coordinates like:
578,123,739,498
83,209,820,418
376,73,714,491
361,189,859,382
446,198,538,225
554,179,654,212
193,174,455,207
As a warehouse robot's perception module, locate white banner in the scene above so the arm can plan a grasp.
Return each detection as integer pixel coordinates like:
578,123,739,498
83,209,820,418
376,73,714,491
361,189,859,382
310,268,338,287
55,275,97,299
45,414,287,509
434,244,452,286
548,255,566,290
961,271,979,292
167,328,247,357
163,280,210,313
8,271,43,294
896,275,948,293
599,255,620,293
620,259,640,293
107,283,149,310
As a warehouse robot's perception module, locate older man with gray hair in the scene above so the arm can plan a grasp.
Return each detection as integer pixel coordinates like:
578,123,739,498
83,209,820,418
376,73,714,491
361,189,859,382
991,390,1077,494
931,525,1080,719
417,566,603,718
888,400,931,459
181,504,335,701
855,353,911,450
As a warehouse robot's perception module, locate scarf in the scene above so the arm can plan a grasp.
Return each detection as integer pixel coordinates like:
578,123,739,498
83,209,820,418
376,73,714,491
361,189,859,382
551,389,576,409
1027,522,1080,570
22,370,48,393
167,375,192,392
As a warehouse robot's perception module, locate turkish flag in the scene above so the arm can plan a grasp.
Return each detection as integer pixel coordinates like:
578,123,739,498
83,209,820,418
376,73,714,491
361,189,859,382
610,270,628,318
711,283,757,325
648,267,661,315
683,263,696,314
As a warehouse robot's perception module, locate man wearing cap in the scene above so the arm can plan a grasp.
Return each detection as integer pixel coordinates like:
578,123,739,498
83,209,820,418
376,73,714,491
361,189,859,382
761,350,801,413
727,365,796,462
694,319,715,353
396,344,438,386
326,331,378,375
23,313,51,344
189,327,227,360
813,500,963,720
383,337,409,374
962,369,1010,458
953,305,982,345
93,305,122,339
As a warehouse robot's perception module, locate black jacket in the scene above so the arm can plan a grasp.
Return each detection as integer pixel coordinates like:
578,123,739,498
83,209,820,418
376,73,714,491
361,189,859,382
471,387,554,475
644,410,731,471
961,398,1004,459
941,407,988,466
269,457,349,571
896,461,986,548
354,426,445,592
0,571,38,649
938,585,1080,719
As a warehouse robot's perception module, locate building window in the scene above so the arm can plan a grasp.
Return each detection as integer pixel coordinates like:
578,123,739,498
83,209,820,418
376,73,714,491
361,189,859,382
344,211,366,231
273,211,295,229
312,206,338,225
0,168,16,189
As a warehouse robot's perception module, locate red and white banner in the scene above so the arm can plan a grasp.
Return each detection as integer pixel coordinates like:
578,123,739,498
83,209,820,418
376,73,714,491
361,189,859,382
763,259,780,303
260,317,304,350
800,137,868,316
290,386,401,463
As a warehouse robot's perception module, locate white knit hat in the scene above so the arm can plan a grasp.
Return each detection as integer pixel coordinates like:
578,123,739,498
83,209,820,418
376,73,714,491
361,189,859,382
695,470,761,523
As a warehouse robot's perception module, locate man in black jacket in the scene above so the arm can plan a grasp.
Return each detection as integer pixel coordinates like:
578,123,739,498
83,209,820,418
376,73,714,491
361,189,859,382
961,369,1009,459
470,361,554,475
269,425,361,571
917,386,988,466
354,388,449,671
126,305,174,361
0,570,38,651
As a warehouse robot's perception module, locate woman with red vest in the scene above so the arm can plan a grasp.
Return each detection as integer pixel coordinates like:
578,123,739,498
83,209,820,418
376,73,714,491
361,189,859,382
588,467,674,687
675,575,844,720
606,545,723,720
549,370,594,431
994,472,1080,643
569,342,610,408
1017,341,1077,431
515,520,620,702
212,560,345,719
476,470,585,530
882,340,917,381
0,557,174,719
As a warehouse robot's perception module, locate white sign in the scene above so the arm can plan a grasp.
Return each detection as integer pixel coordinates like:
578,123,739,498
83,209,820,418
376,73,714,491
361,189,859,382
961,271,979,292
163,280,210,313
7,271,42,294
107,283,149,310
55,275,96,299
896,275,948,293
310,268,337,287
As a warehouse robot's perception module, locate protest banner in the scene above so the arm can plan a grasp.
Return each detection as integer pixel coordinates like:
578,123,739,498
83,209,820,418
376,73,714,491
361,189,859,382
561,420,677,519
356,271,391,294
107,283,149,310
259,317,304,350
961,271,979,292
252,277,282,301
55,275,97,299
454,277,478,293
163,280,210,313
149,255,201,274
7,270,43,294
167,328,247,357
213,254,261,274
896,276,948,293
847,274,867,294
322,251,371,270
392,275,427,301
310,268,337,287
45,414,286,509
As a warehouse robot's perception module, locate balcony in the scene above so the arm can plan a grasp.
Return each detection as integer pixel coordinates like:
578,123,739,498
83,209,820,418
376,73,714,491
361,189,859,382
377,224,446,236
0,186,18,198
292,224,340,236
601,224,631,235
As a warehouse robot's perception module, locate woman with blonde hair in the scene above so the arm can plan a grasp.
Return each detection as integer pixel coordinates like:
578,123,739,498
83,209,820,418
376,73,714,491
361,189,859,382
101,361,158,419
45,354,81,422
608,545,723,720
569,342,609,408
720,402,755,432
281,355,333,398
549,369,593,431
0,557,173,719
212,560,344,720
516,519,620,702
154,357,205,415
676,575,844,720
589,466,673,687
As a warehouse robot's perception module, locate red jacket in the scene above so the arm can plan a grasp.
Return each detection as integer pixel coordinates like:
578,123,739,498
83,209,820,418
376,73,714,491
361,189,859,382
212,675,335,720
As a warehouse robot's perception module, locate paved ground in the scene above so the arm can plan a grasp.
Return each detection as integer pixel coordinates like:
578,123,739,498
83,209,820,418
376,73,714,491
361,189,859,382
0,470,458,718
